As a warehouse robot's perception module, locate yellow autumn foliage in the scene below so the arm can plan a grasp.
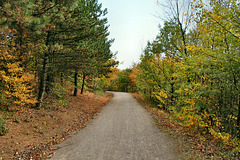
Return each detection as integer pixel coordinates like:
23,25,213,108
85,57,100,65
0,39,36,107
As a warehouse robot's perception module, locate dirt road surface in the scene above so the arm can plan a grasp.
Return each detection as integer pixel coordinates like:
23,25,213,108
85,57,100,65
51,92,179,160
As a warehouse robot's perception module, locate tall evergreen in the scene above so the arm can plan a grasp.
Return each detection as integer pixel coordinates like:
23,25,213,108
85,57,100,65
0,0,115,108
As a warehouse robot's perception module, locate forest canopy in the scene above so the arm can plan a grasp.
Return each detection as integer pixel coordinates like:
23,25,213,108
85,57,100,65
0,0,118,109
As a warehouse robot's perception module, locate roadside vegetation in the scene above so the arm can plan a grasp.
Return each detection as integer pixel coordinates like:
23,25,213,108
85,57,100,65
0,0,117,133
103,0,240,159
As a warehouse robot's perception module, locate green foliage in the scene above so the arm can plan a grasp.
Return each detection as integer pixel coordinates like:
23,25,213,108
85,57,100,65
116,69,132,92
0,114,7,136
13,116,21,123
110,69,137,92
46,81,72,107
96,76,110,91
0,91,8,111
55,83,70,106
0,0,115,108
130,0,240,156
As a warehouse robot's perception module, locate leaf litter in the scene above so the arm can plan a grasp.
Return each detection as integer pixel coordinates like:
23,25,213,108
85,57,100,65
0,91,112,160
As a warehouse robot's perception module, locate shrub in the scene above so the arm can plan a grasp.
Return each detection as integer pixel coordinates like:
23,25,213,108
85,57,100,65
0,114,7,136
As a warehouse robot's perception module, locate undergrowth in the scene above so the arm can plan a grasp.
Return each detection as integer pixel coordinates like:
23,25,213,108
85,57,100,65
133,93,240,159
0,114,7,136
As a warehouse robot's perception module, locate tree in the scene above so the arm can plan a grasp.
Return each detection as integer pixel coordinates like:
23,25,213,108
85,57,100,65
132,0,240,149
0,0,115,109
157,0,196,56
0,29,36,109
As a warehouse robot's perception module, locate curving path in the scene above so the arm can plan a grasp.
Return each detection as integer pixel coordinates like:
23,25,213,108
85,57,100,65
51,92,179,160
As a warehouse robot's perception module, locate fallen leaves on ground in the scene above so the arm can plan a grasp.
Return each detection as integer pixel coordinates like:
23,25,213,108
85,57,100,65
0,91,112,160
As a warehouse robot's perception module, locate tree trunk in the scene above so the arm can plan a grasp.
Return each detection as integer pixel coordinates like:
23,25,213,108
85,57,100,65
36,52,48,108
36,31,51,108
81,73,86,94
46,46,55,94
170,82,174,105
60,72,63,84
46,71,54,94
73,70,78,96
175,0,187,56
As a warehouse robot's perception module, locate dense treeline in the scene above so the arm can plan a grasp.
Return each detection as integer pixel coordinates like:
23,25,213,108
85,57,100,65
133,0,240,153
98,67,137,93
0,0,118,110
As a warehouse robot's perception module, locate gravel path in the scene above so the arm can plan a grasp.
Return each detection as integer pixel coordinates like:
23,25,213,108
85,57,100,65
51,92,179,160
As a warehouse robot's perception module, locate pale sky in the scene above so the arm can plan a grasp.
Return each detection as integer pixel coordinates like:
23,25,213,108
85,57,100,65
98,0,163,69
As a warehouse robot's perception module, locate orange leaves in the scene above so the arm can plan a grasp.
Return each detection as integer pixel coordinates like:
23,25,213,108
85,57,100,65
5,28,11,34
2,28,18,35
110,59,114,63
44,24,56,31
1,61,36,105
0,39,36,107
50,24,56,29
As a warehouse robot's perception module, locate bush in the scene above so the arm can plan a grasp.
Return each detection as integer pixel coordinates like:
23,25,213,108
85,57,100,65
45,82,71,108
0,114,7,136
0,91,8,111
